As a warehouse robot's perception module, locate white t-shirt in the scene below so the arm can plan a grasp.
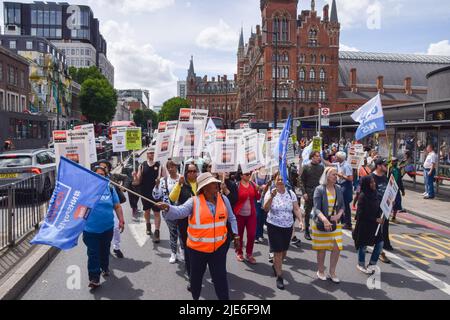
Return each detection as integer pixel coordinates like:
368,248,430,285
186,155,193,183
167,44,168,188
264,189,297,228
423,151,437,169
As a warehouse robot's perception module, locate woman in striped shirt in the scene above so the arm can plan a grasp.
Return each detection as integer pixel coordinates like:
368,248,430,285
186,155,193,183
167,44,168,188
312,167,345,283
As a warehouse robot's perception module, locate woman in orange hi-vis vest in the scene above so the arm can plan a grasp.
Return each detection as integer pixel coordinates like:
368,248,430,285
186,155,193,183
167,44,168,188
158,172,240,300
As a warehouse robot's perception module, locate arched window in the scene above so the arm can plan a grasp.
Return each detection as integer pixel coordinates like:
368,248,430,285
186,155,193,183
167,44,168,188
299,87,305,101
309,87,316,101
281,107,287,119
320,68,326,81
283,52,289,62
309,107,316,116
321,55,326,63
298,107,305,117
310,68,316,81
319,86,326,101
311,54,317,64
299,54,305,63
282,17,289,41
299,68,306,81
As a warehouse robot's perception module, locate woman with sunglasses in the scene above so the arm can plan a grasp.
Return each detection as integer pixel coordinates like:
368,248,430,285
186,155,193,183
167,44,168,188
233,170,261,264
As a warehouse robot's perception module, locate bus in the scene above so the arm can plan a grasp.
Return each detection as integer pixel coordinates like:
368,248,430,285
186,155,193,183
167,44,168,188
209,117,225,130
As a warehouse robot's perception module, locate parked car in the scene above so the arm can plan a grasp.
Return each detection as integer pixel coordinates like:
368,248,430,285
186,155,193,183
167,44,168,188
0,149,57,200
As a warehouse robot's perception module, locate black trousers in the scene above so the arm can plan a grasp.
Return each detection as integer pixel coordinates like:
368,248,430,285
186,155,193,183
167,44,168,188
304,195,314,231
178,217,190,277
383,217,392,249
187,242,230,300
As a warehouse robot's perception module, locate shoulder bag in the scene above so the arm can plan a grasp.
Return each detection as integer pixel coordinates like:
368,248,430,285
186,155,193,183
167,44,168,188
314,190,337,232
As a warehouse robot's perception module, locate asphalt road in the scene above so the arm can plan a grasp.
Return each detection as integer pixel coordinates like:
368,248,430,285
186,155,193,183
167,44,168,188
17,156,450,300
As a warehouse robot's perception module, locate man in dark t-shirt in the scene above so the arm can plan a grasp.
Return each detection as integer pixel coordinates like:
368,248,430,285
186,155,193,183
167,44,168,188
371,158,393,264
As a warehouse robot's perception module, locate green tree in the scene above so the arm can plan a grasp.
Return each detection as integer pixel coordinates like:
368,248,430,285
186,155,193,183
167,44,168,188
158,97,191,122
79,78,118,123
69,66,105,84
133,109,158,131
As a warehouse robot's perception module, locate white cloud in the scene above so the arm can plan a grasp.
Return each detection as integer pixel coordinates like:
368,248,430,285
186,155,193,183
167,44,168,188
340,44,360,52
196,19,239,52
90,0,174,13
101,20,177,105
427,40,450,56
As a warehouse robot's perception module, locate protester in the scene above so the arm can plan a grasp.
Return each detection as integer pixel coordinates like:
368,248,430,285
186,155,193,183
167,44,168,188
353,176,385,274
352,157,372,210
158,172,240,300
220,172,238,208
169,162,198,290
263,174,303,290
96,159,127,259
335,151,353,230
234,170,261,264
252,168,269,243
133,148,162,242
311,167,345,283
83,165,125,289
423,144,437,200
153,160,182,263
299,151,324,241
3,139,14,152
390,157,406,221
124,156,142,221
372,158,393,262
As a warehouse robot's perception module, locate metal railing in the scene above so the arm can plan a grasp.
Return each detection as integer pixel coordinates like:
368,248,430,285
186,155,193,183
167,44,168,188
0,175,50,251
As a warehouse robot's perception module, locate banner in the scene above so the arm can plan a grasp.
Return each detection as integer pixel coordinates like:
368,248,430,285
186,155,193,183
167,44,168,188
178,108,209,126
73,124,97,163
126,127,142,151
380,175,399,219
31,157,109,250
240,130,263,173
111,127,127,153
351,93,385,141
203,118,218,155
211,141,238,173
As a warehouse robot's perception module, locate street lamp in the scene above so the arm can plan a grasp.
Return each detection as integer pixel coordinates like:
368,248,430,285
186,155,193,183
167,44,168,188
262,28,278,129
280,80,297,134
224,79,229,129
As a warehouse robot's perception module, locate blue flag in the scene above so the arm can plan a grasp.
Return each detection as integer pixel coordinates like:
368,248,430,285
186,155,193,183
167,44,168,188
31,157,109,250
278,115,292,187
351,93,385,141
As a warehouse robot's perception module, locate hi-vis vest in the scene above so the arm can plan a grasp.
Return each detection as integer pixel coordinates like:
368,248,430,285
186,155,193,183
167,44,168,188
187,193,228,253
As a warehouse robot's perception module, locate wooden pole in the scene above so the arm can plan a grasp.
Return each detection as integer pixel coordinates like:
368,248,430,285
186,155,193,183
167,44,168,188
109,180,158,206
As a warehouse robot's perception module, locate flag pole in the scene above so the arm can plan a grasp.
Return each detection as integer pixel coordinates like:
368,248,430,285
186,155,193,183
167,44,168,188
109,180,158,206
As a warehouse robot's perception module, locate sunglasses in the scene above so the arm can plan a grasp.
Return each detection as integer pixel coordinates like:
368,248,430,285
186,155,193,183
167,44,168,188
187,170,198,173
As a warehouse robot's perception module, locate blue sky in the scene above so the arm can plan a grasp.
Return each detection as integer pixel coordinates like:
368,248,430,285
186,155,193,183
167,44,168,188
2,0,450,105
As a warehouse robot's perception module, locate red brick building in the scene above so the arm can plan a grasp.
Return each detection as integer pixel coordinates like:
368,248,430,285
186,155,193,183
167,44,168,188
186,56,238,127
237,0,450,122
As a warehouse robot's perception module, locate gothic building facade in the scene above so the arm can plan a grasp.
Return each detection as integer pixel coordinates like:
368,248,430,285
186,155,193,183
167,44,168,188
236,0,450,123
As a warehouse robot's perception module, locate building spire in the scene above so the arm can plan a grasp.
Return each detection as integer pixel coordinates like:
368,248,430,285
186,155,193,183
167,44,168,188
330,0,338,23
239,27,244,49
311,0,316,12
188,55,195,77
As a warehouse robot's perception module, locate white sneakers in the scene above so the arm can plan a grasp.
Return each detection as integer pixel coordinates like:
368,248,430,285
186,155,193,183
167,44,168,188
169,253,177,264
357,264,373,275
177,248,185,262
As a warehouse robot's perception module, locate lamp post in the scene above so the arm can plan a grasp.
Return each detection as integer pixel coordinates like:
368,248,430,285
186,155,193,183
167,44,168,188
262,28,278,129
224,79,229,129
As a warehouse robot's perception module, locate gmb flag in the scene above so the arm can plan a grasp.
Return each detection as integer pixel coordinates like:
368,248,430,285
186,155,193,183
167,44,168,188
278,115,292,188
31,157,109,250
351,93,385,141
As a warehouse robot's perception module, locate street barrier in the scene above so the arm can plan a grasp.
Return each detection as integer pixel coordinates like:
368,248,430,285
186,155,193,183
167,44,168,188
0,173,53,251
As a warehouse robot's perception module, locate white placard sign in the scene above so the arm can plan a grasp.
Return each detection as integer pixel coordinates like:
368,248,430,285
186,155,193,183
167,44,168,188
173,122,204,158
240,131,263,173
380,175,399,219
155,131,174,164
111,127,127,153
54,142,90,169
211,141,238,173
74,124,97,163
265,130,281,170
258,133,266,167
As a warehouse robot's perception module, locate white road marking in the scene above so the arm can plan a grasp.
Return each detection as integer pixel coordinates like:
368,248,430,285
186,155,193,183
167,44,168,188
342,230,450,296
128,222,153,248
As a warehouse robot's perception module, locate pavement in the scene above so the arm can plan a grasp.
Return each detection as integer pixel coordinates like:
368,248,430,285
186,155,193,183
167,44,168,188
14,152,450,300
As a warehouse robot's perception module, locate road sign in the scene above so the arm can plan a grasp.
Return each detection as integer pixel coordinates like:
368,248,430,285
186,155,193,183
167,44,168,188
321,117,330,127
321,108,330,117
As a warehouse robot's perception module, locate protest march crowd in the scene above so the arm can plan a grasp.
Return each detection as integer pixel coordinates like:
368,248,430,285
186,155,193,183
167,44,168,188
30,98,440,300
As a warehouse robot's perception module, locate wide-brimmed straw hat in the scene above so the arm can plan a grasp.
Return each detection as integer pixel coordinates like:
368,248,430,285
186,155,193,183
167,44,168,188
197,172,221,193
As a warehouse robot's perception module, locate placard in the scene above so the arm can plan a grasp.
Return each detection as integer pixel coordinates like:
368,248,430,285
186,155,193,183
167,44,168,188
74,124,97,163
172,122,204,158
211,141,238,173
240,131,263,173
111,127,127,153
126,127,142,151
380,175,399,219
312,136,322,153
54,142,90,169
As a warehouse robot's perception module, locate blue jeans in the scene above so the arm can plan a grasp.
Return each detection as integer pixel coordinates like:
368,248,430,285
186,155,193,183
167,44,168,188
358,241,384,267
424,169,435,198
255,201,265,239
83,228,114,282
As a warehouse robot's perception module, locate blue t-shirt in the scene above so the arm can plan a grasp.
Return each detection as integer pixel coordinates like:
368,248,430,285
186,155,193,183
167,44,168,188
84,185,119,233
